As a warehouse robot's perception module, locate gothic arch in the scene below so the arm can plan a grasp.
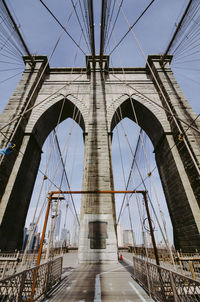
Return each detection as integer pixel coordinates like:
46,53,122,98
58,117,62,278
110,95,200,252
28,95,86,147
110,94,165,148
0,95,86,250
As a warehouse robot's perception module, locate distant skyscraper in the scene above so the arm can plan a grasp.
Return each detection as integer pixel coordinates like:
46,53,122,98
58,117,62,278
22,227,28,251
117,224,123,247
33,233,40,251
71,216,80,247
60,228,70,246
22,223,40,252
123,230,135,247
66,230,70,246
23,222,38,251
143,231,152,247
53,211,61,242
60,228,67,241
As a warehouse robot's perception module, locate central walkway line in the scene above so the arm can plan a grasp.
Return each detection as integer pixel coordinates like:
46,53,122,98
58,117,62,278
94,274,101,302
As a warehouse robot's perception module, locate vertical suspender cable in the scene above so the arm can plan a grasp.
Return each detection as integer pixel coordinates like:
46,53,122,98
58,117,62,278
88,0,95,66
100,0,106,64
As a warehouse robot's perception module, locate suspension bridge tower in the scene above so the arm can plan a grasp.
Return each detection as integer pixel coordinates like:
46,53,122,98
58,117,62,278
0,0,200,263
0,53,200,260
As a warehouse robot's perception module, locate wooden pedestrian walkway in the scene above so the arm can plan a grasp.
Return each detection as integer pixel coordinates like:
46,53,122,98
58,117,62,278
43,253,154,302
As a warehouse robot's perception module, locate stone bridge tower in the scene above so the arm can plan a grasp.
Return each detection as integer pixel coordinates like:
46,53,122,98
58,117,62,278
0,55,200,260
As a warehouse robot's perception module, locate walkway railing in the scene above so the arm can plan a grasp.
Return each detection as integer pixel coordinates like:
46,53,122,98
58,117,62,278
0,249,68,279
129,247,200,281
133,256,200,301
0,257,62,301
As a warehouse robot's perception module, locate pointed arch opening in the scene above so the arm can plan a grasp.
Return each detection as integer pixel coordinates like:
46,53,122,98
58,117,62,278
0,96,85,251
110,96,200,252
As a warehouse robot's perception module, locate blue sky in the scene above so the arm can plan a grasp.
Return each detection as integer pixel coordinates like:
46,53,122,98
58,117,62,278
0,0,199,245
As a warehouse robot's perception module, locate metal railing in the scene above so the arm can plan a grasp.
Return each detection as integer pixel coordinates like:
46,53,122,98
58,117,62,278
132,256,200,301
0,249,69,279
128,247,200,281
0,257,62,301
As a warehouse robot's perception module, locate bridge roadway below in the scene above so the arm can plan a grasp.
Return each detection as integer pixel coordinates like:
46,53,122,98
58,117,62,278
44,252,154,302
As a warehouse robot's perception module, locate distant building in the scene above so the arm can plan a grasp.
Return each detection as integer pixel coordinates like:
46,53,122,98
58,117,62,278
71,216,80,247
53,211,61,242
22,222,38,252
117,224,123,247
60,228,67,241
66,230,70,246
22,227,28,251
143,231,152,247
123,230,135,247
33,232,41,251
60,228,70,246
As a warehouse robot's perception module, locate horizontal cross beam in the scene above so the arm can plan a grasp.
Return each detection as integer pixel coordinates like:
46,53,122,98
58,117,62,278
49,190,147,195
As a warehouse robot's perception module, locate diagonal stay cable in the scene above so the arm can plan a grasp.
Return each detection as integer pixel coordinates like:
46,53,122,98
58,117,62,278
122,113,200,194
53,129,80,225
119,5,200,176
117,129,142,223
87,0,96,59
109,0,155,56
78,0,90,43
0,74,84,133
70,0,90,51
0,0,85,168
105,0,116,45
39,0,86,55
105,0,124,52
105,68,200,135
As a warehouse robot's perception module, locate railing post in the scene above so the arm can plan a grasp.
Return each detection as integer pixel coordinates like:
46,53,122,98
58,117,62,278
143,192,167,301
30,193,52,302
132,256,137,280
188,260,196,280
1,261,8,279
169,271,179,302
17,270,26,302
145,261,152,297
60,257,63,281
45,260,52,297
177,251,184,275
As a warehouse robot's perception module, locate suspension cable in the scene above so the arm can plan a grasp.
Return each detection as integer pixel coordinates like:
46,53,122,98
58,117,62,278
87,0,95,60
0,3,82,166
162,0,193,62
78,0,91,45
109,0,155,56
105,0,124,51
107,41,180,264
1,0,33,63
39,0,87,55
117,129,142,223
70,0,90,51
128,96,175,265
114,105,172,255
53,129,80,225
0,74,84,134
21,96,70,263
119,5,200,177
